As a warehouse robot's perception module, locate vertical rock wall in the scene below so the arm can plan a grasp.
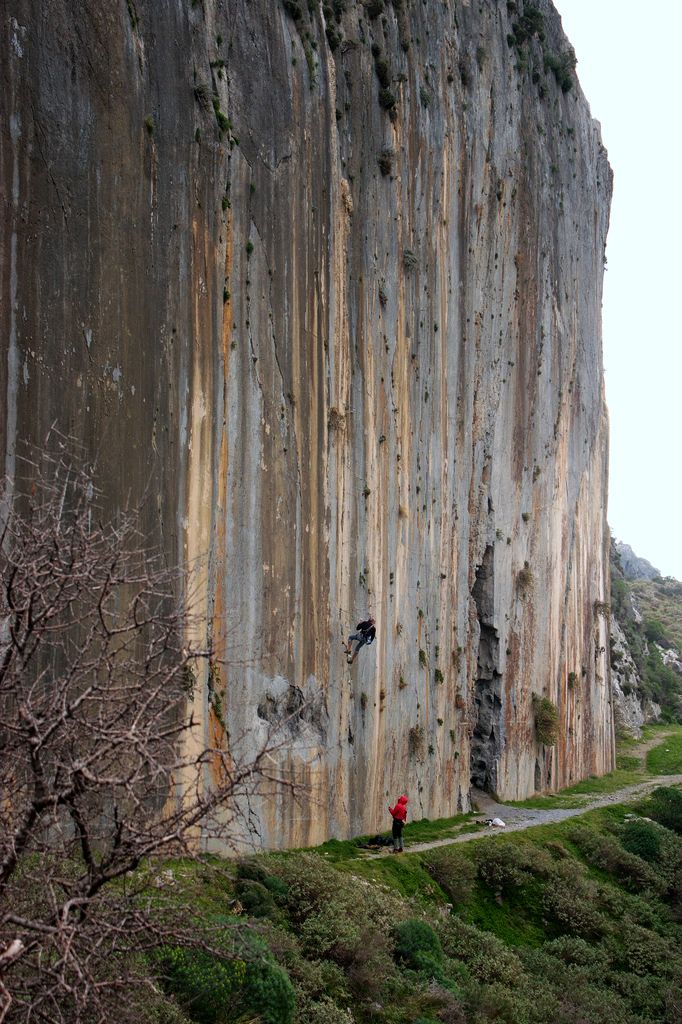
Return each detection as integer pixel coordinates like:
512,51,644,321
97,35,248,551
1,0,614,848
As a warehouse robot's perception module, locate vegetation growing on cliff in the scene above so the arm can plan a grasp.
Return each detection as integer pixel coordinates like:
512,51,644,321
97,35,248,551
506,1,576,94
533,695,560,746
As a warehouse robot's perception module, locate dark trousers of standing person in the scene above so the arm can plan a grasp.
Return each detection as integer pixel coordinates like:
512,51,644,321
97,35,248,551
392,819,404,852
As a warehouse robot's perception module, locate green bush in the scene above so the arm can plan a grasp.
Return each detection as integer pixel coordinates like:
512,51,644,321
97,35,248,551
393,919,443,967
614,923,673,978
540,863,610,939
643,617,671,647
282,0,302,19
426,849,477,904
408,950,449,984
476,842,529,893
156,934,294,1024
296,997,355,1024
517,950,635,1024
241,956,296,1024
346,929,399,1000
464,978,558,1024
392,919,465,992
640,787,682,835
569,825,665,896
607,970,667,1020
236,858,268,884
156,946,246,1024
641,646,682,712
475,839,553,894
540,935,610,973
299,905,362,963
236,878,277,917
438,917,523,987
268,928,350,1003
543,47,576,92
268,851,406,991
619,819,662,863
378,87,397,111
236,859,288,916
612,892,666,931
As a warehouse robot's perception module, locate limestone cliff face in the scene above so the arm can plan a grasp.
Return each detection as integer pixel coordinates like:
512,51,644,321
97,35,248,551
1,0,614,848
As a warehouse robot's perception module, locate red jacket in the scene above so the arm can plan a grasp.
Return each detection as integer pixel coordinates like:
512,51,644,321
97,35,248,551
389,795,408,822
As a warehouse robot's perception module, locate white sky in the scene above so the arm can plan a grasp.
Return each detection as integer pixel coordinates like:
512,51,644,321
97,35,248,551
554,1,682,580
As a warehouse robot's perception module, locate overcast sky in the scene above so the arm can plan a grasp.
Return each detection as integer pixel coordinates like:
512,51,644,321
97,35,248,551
554,1,682,580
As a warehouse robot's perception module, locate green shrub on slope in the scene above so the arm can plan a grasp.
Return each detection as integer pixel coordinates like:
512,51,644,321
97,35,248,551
619,818,663,863
156,947,246,1024
394,919,443,965
424,848,477,905
641,786,682,834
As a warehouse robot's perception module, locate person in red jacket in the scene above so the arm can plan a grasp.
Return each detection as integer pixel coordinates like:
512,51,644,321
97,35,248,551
389,794,408,853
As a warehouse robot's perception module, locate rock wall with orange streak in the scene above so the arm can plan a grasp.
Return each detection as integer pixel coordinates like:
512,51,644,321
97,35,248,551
1,0,613,849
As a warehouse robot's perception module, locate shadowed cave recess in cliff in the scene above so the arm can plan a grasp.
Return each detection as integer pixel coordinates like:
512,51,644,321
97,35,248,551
470,546,503,794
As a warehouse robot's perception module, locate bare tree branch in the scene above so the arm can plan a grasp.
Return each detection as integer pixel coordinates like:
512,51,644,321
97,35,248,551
0,440,300,1023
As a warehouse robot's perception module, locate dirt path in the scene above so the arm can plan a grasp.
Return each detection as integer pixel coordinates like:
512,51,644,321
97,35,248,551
364,774,682,858
629,727,679,759
366,734,682,859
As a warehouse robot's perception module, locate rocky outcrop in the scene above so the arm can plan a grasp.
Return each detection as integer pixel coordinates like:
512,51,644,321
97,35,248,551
615,542,661,582
610,541,682,733
610,614,660,738
1,0,614,848
661,646,682,675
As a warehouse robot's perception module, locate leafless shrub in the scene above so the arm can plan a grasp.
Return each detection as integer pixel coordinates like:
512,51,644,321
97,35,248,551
0,440,296,1023
408,724,424,758
402,248,419,270
327,407,345,432
517,560,534,594
532,694,559,746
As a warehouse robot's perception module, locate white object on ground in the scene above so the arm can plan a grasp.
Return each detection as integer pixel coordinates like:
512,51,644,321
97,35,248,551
491,817,506,827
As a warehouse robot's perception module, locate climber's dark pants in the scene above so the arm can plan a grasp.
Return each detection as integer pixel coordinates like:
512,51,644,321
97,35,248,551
392,820,404,852
348,632,369,655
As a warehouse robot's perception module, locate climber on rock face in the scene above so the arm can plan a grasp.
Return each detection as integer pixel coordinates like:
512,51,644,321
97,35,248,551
343,617,376,664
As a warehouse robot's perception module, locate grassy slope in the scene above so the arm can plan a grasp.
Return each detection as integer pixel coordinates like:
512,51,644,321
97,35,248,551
647,731,682,774
136,730,682,1024
148,791,682,1024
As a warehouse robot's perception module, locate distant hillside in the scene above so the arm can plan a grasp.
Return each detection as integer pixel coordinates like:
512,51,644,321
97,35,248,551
614,541,661,581
610,542,682,724
630,576,682,655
